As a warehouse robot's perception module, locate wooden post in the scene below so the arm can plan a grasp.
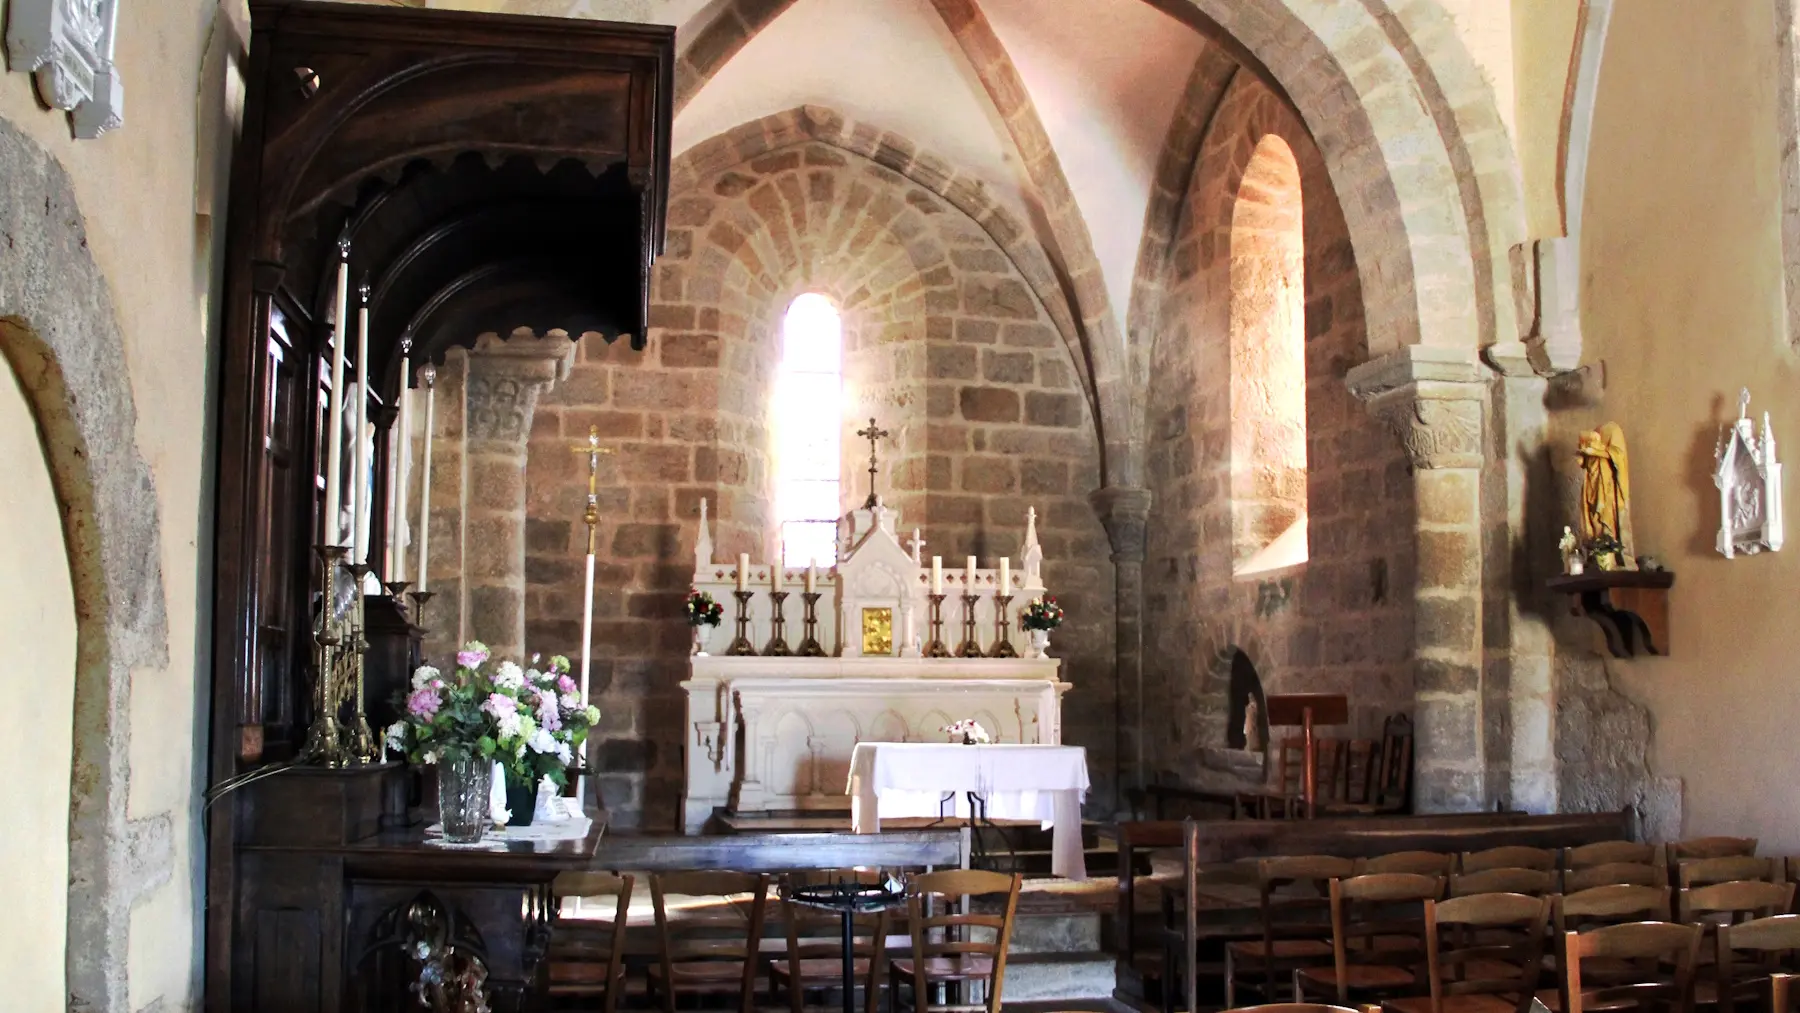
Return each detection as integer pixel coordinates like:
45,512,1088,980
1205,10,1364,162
1184,819,1199,1013
1265,694,1349,820
1302,704,1316,817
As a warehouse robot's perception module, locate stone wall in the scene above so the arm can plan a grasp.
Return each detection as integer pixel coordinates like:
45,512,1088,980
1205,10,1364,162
520,130,1116,827
1141,77,1415,790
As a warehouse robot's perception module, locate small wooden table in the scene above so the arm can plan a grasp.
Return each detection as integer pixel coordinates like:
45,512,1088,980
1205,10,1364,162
1258,693,1349,818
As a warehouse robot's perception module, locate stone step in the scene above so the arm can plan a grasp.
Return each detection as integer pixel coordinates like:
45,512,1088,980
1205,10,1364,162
1009,906,1104,954
1001,951,1118,1002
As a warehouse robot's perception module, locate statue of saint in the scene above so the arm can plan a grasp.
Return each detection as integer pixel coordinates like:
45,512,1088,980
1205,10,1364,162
1577,422,1636,569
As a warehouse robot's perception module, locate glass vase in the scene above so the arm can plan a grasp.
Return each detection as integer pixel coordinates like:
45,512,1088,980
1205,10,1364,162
436,753,493,843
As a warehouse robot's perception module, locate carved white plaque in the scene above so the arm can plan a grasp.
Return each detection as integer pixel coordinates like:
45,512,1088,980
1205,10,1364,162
6,0,124,139
1714,389,1784,558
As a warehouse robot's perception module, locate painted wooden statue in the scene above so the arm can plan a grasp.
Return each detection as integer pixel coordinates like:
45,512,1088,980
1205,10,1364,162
1578,421,1636,569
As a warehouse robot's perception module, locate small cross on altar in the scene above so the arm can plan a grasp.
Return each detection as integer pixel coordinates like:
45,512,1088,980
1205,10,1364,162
907,527,926,564
856,417,890,509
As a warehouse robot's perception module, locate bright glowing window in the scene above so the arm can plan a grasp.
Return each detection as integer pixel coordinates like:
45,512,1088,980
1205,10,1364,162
775,294,843,567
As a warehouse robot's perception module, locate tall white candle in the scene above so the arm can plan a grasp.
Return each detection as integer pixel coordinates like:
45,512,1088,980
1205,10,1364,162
391,358,412,582
966,555,977,589
322,250,351,545
771,559,783,591
999,557,1010,592
416,365,436,592
930,556,943,595
805,560,817,594
352,292,371,562
737,553,750,592
578,552,596,698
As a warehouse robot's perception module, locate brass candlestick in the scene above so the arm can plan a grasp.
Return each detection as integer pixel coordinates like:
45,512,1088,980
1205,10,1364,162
990,594,1019,658
300,544,351,767
727,590,758,656
384,580,411,616
925,593,952,658
957,593,985,658
797,591,826,657
765,590,793,656
345,561,378,764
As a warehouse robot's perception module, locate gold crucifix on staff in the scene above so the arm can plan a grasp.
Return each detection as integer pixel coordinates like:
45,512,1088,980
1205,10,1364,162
857,417,889,509
572,426,615,554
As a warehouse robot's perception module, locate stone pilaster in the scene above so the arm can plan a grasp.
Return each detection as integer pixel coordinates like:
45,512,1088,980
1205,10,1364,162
464,332,575,661
1091,484,1152,812
1348,347,1489,813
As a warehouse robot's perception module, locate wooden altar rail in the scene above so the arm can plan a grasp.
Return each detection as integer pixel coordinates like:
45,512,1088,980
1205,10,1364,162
583,829,966,873
1114,809,1633,970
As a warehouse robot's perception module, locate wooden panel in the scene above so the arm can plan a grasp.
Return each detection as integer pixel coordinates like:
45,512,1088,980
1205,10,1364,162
255,908,323,1013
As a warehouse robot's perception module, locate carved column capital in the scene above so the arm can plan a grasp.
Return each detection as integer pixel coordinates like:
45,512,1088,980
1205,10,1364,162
464,331,576,443
1347,347,1486,470
1089,485,1153,562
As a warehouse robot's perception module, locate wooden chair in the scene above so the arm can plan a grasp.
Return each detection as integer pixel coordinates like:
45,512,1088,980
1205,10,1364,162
1679,858,1780,890
1566,863,1668,893
1567,842,1665,871
1381,892,1553,1013
1679,882,1795,926
1556,885,1673,934
1324,716,1414,816
1450,869,1555,899
1558,922,1702,1013
1295,873,1444,1004
889,868,1020,1013
548,871,634,1013
774,870,895,1013
1673,840,1760,862
1462,847,1558,875
648,871,770,1013
1715,914,1800,1013
1242,739,1349,820
1362,852,1456,878
1226,856,1359,1008
1164,857,1263,1013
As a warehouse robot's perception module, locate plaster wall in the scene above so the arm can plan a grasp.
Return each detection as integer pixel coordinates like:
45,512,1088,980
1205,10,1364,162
0,0,237,1007
1509,0,1581,239
0,360,78,1013
1565,0,1798,845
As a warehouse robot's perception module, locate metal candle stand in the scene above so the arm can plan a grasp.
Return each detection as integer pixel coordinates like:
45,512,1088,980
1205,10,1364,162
797,592,826,657
925,594,952,658
990,594,1019,658
726,590,758,656
764,590,793,656
344,561,378,763
300,544,381,767
956,592,984,658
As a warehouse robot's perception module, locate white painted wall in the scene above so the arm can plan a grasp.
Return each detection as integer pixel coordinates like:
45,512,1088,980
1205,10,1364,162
0,361,78,1012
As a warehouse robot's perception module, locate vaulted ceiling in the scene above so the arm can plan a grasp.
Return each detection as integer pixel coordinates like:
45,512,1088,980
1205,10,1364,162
419,0,1235,349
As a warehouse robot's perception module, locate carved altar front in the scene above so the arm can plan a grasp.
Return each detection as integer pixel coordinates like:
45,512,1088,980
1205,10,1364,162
680,499,1069,832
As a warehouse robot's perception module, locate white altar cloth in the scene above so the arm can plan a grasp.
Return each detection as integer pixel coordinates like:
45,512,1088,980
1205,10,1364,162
846,742,1089,880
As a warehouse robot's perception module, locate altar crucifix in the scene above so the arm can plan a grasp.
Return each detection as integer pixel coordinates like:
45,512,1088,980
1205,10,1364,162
857,417,890,508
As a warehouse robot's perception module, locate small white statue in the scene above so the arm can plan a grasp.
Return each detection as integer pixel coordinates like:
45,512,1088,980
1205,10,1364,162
1559,526,1584,575
1242,699,1263,752
1715,388,1784,558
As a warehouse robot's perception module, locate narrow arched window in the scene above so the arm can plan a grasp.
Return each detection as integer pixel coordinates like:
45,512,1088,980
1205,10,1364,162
775,293,844,567
1230,134,1308,576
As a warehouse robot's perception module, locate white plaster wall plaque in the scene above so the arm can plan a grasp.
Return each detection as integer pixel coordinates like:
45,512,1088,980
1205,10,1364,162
6,0,124,139
1715,388,1784,558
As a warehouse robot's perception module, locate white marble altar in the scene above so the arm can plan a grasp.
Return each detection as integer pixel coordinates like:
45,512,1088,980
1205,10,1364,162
680,498,1068,832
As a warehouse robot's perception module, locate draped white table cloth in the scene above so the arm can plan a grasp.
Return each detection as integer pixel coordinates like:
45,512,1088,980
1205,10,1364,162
846,742,1090,880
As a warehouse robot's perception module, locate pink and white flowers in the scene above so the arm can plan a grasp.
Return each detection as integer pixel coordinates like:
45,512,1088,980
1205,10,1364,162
941,719,991,744
387,642,598,790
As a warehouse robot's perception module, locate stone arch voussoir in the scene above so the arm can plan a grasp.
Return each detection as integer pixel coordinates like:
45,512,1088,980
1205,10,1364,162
0,120,173,1013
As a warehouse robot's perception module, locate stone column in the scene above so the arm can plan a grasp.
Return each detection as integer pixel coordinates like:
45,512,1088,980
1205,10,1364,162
1348,347,1489,813
463,332,575,661
1091,484,1152,813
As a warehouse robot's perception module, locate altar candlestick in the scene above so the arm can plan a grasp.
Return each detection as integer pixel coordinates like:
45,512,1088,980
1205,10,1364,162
322,242,351,545
965,555,977,588
416,365,437,592
391,350,412,582
352,284,371,563
931,556,943,594
805,560,817,594
737,553,750,592
999,557,1010,591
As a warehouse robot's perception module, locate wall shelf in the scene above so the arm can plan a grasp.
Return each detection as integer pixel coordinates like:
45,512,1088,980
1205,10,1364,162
1545,569,1675,659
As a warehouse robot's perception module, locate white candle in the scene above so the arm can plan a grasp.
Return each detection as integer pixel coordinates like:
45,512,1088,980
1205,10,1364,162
352,293,371,562
772,559,784,592
578,552,596,698
322,252,350,545
805,560,817,594
966,555,978,589
931,556,943,595
416,365,436,593
392,359,412,582
999,557,1010,592
737,552,750,592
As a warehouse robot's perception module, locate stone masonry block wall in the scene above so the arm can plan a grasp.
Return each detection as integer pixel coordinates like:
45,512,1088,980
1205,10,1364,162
1142,77,1415,790
522,133,1115,826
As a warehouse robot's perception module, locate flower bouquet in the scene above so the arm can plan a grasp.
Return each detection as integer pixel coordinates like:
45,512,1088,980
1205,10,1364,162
1020,595,1063,658
686,587,725,656
941,719,991,745
387,641,599,840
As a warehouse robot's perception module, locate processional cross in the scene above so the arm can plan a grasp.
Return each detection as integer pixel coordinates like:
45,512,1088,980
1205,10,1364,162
572,426,615,553
856,417,890,509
